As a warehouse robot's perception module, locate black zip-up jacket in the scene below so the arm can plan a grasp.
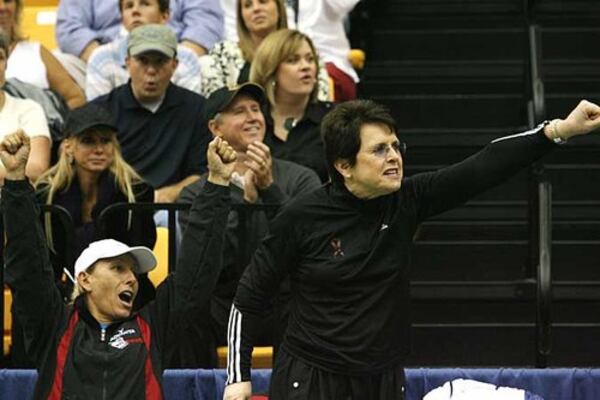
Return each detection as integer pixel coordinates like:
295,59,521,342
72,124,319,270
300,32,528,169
227,125,556,383
2,180,231,400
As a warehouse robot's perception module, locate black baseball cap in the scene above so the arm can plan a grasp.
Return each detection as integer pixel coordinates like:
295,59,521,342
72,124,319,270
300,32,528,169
62,104,117,139
204,83,266,121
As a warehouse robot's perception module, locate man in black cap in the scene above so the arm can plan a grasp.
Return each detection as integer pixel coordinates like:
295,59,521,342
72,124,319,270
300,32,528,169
92,24,210,204
178,83,321,345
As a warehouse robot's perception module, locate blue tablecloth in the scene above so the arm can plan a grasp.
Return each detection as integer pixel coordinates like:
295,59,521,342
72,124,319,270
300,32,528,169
1,368,600,400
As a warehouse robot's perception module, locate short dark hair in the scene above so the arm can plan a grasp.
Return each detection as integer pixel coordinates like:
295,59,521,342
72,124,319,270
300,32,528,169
321,100,398,184
119,0,170,13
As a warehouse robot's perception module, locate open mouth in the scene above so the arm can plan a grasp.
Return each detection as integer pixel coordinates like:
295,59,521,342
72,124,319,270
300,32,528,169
383,168,399,176
118,290,134,306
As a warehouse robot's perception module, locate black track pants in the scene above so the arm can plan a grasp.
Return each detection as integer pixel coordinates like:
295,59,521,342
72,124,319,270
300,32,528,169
269,348,406,400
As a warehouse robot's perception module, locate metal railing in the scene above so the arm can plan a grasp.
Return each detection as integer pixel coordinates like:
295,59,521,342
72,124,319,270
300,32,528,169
536,180,553,367
525,4,553,367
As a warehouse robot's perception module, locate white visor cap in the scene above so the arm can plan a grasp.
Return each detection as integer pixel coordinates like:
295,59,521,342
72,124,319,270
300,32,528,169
74,239,157,278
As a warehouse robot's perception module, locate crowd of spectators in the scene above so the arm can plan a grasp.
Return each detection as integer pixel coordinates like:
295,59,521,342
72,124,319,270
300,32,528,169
1,0,361,371
3,1,600,400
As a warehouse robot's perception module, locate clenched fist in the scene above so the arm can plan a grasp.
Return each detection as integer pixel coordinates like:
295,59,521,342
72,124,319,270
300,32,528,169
0,130,30,181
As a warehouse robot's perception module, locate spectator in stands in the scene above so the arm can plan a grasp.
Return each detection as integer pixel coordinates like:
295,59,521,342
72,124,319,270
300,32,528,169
0,30,50,183
86,0,203,100
294,0,361,101
92,24,210,203
218,0,285,42
0,0,85,109
250,29,333,182
178,83,320,344
1,130,237,398
223,100,600,399
55,0,224,88
35,103,156,303
200,0,331,101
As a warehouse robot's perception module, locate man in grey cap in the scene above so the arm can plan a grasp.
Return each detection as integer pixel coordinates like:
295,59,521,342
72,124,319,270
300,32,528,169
92,24,210,204
126,24,180,104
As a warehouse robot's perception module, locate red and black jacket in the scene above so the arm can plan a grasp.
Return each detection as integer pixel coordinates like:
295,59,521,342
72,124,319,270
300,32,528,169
2,179,231,399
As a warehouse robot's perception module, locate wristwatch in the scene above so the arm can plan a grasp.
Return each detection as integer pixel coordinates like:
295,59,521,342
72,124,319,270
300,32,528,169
543,119,568,145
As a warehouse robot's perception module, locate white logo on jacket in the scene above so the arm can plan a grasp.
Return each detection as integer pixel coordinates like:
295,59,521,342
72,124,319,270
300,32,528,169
108,328,137,349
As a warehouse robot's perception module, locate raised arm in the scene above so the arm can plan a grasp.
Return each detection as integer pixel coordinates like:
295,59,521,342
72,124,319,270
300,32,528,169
172,137,236,308
151,137,236,350
171,0,224,55
40,45,86,109
56,0,104,58
0,131,65,365
412,100,600,220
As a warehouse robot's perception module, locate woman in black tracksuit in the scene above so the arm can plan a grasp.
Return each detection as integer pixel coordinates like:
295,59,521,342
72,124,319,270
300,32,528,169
224,99,600,399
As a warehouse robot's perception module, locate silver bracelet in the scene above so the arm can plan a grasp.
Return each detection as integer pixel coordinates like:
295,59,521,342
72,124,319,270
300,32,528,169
549,119,567,145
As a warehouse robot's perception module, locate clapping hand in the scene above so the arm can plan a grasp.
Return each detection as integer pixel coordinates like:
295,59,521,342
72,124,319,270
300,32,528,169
244,141,273,190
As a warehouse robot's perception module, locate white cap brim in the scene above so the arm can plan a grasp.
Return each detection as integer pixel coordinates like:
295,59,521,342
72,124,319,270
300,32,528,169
74,239,157,278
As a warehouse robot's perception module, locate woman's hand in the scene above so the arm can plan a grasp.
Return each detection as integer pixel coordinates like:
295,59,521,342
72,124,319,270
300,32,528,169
223,381,252,400
0,130,30,181
545,100,600,141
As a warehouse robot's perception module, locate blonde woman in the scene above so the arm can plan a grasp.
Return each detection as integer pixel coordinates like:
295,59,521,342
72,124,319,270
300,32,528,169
35,103,156,302
250,28,333,182
200,0,331,101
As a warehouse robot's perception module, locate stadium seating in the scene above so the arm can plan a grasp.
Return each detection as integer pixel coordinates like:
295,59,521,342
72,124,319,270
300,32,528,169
149,227,169,286
3,288,10,355
21,1,59,50
357,0,600,367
